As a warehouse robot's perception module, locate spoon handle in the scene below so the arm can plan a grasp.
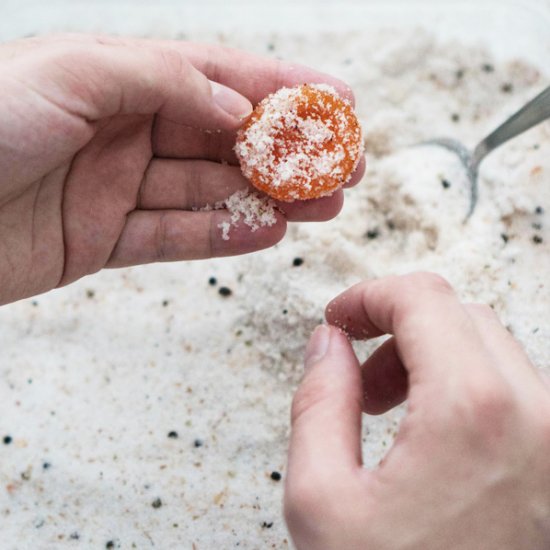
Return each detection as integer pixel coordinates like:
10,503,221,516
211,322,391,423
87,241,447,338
472,85,550,168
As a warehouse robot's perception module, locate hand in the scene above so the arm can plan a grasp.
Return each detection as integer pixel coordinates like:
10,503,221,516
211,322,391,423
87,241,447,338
0,34,364,305
285,273,550,550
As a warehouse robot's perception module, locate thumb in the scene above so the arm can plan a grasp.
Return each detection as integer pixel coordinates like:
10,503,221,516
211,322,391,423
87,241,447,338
286,325,363,491
23,40,253,129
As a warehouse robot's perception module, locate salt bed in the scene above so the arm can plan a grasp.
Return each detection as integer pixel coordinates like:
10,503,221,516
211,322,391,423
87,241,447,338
0,28,549,549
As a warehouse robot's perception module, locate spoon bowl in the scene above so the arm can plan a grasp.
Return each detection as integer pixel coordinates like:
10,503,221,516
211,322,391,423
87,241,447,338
421,85,550,221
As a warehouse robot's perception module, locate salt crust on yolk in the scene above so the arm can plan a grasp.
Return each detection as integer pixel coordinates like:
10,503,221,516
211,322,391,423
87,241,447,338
235,84,364,202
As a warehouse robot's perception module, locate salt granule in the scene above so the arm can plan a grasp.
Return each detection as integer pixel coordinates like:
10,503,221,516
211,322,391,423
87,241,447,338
200,189,278,240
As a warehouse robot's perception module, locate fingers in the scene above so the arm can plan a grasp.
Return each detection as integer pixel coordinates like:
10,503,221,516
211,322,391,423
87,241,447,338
178,41,356,106
139,160,345,222
344,156,366,189
107,209,286,267
326,273,550,408
27,40,252,129
151,123,239,162
138,160,249,209
152,124,366,185
326,273,500,391
27,34,355,106
275,191,344,222
361,337,408,415
287,326,363,490
285,326,365,549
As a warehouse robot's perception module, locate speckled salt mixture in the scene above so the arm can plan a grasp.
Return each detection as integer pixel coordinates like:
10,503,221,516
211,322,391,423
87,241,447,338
0,29,549,549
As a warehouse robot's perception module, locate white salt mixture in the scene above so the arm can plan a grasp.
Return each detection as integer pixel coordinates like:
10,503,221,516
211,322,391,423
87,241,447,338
200,189,278,241
0,28,549,549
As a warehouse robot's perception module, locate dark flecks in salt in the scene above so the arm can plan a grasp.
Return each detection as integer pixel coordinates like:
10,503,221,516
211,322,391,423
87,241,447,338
535,206,544,215
533,235,543,244
3,435,12,445
162,299,170,307
501,83,513,93
194,439,204,448
387,220,396,231
270,471,282,481
31,300,39,307
366,228,379,240
532,222,543,230
501,233,509,244
451,113,460,123
167,431,178,439
267,42,275,52
218,287,232,297
151,498,163,509
86,289,95,299
441,179,451,189
282,309,288,315
455,69,465,80
43,462,51,470
208,277,218,286
292,257,304,267
106,542,115,549
482,63,495,73
69,532,80,540
261,522,274,529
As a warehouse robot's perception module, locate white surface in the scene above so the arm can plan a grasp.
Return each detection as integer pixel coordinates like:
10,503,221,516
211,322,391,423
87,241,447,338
0,2,550,549
3,0,550,69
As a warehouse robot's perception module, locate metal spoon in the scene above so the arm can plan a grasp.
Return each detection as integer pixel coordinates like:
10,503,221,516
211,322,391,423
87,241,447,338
423,85,550,220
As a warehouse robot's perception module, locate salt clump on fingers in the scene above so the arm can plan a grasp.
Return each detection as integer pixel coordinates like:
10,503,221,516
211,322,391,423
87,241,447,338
235,84,364,201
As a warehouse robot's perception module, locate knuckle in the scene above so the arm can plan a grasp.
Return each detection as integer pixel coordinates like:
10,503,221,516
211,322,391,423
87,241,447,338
156,47,189,78
457,378,516,436
409,271,454,295
369,272,454,328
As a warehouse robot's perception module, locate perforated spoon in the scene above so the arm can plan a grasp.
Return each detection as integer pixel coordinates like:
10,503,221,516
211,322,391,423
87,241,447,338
423,85,550,220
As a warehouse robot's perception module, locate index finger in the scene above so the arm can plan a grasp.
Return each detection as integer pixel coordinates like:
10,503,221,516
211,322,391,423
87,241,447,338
178,41,356,106
21,34,355,106
325,272,494,387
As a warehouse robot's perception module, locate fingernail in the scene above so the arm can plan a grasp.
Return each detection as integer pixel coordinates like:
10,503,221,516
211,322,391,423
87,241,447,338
304,325,331,370
210,81,252,119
